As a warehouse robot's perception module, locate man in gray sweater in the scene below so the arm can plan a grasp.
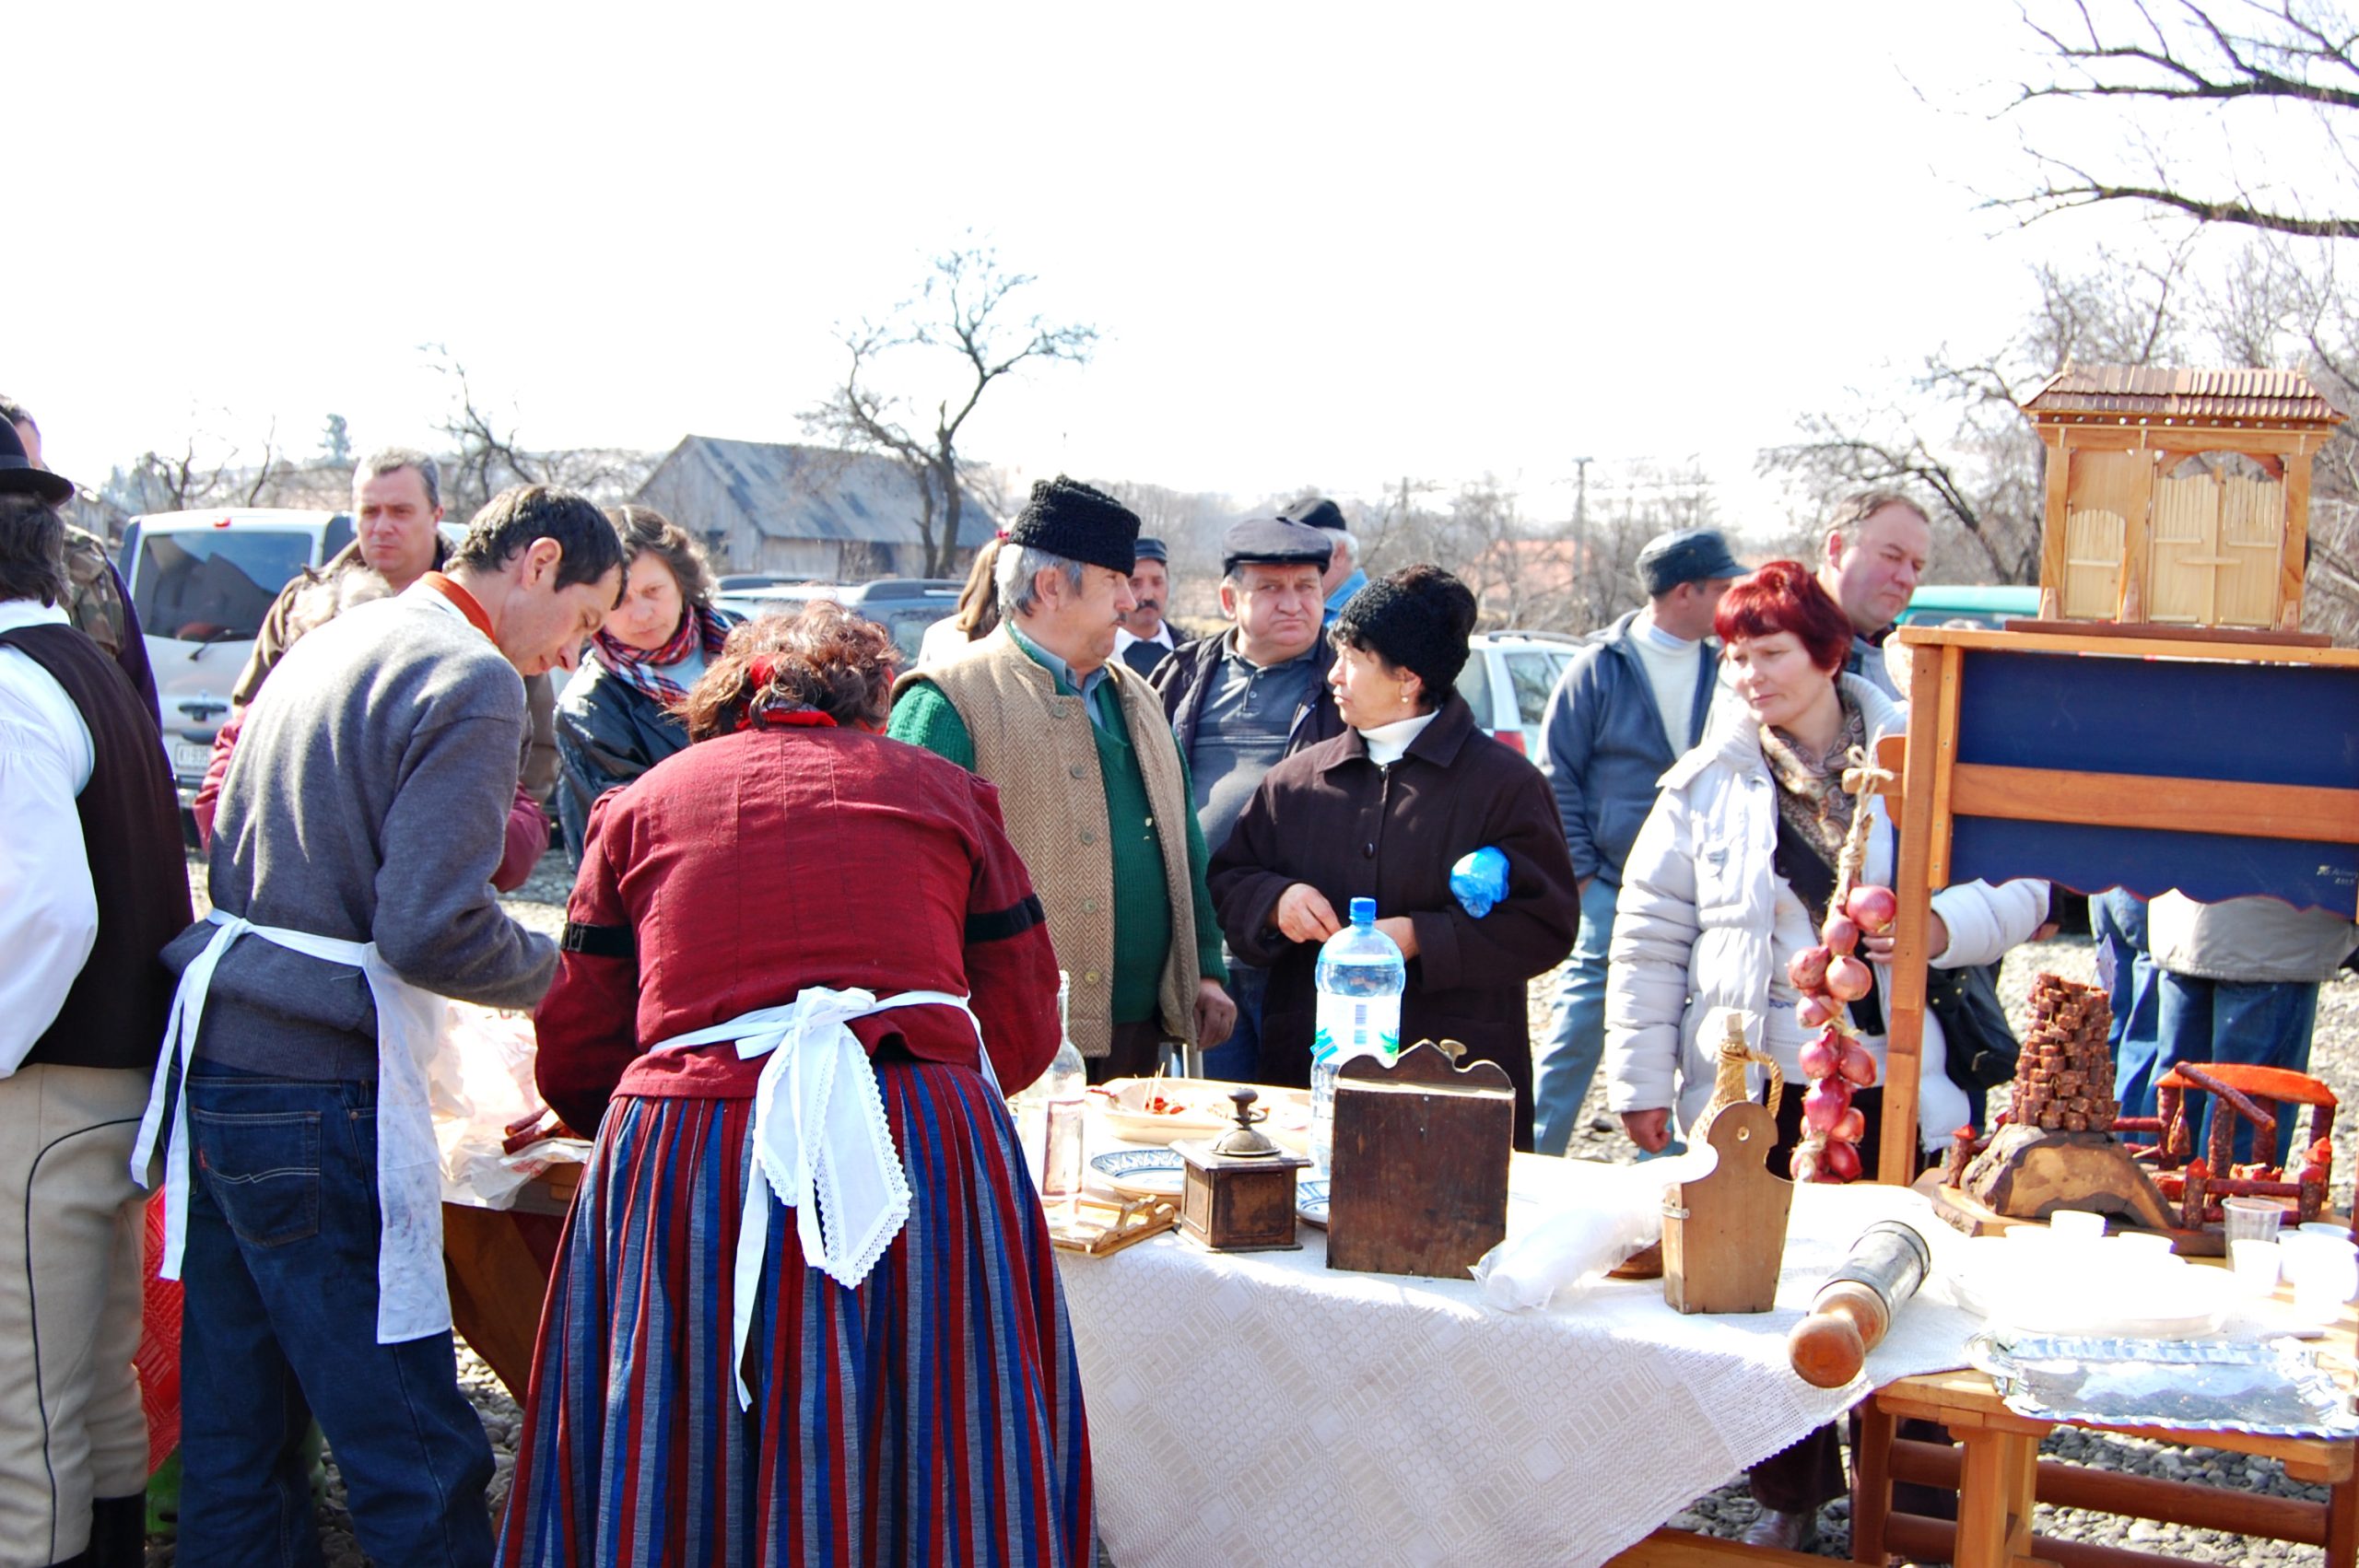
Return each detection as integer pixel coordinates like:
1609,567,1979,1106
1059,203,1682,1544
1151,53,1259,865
152,485,623,1567
1532,527,1740,1155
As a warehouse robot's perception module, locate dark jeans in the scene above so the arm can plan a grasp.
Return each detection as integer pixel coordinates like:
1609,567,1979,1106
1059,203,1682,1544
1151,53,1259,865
178,1062,493,1568
1201,963,1267,1082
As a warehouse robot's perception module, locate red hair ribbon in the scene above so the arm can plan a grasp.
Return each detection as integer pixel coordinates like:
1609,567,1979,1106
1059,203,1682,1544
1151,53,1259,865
747,655,776,688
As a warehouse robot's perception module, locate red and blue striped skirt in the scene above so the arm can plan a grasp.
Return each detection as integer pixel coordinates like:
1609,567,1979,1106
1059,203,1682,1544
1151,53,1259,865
497,1059,1094,1567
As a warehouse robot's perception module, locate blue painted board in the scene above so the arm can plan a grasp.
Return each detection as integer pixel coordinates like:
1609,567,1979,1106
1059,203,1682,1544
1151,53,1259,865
1942,649,2359,914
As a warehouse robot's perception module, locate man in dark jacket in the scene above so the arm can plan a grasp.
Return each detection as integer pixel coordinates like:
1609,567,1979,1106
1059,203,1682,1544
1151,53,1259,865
1153,517,1342,1078
1114,535,1177,678
1532,526,1739,1154
0,430,191,1568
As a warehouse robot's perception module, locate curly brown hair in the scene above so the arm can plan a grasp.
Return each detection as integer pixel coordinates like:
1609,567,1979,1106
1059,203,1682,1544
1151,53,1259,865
680,601,899,741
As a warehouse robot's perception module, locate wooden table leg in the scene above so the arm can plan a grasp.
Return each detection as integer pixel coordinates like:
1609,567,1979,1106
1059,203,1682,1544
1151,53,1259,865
1950,1422,2041,1568
2330,1467,2357,1568
1852,1398,1895,1564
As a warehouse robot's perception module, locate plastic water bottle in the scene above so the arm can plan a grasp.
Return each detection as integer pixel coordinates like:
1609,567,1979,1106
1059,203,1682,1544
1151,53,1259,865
1309,897,1406,1176
1013,973,1087,1202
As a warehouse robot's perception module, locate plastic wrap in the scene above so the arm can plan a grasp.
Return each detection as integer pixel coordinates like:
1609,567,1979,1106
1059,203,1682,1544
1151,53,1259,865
1473,1145,1719,1310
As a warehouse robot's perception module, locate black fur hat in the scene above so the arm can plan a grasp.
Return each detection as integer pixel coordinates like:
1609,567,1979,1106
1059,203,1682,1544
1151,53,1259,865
1332,565,1479,700
1003,476,1140,575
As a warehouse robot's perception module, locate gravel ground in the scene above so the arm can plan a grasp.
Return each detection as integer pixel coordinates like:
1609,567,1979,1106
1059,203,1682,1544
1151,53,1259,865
166,850,2358,1563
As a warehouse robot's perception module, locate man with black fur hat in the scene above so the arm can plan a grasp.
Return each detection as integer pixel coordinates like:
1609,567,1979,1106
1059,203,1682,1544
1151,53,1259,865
0,423,191,1567
890,476,1235,1080
1113,535,1177,679
1149,516,1343,1078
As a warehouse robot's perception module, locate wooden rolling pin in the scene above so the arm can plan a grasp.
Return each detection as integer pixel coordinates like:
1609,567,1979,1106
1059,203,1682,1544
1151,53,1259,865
1787,1220,1933,1389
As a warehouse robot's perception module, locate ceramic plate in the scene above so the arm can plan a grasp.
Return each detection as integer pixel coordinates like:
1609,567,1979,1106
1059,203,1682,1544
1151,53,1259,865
1091,1148,1185,1200
1297,1178,1330,1229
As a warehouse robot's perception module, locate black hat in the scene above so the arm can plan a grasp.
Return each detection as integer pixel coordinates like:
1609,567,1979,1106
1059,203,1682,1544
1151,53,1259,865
1133,536,1168,566
1333,565,1479,699
1636,527,1744,597
1003,475,1140,575
1281,496,1348,533
1220,516,1333,577
0,421,72,506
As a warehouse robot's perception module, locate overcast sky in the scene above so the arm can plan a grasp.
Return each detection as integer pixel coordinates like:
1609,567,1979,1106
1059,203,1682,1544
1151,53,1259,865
11,3,2262,523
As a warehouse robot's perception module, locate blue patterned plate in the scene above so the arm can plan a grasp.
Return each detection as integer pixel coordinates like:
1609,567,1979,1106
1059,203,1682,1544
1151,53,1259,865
1297,1178,1330,1229
1090,1148,1185,1199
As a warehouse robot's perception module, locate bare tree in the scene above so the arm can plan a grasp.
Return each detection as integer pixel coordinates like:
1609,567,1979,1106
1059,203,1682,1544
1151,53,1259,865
422,347,653,518
1762,248,2190,585
804,244,1097,578
2004,0,2359,237
1995,1,2359,638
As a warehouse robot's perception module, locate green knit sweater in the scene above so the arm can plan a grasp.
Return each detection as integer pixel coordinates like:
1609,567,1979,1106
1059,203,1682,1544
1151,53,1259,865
889,649,1226,1024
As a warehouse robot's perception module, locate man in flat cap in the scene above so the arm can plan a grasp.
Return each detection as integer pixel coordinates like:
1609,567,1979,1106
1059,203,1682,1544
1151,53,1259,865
1150,516,1344,1078
1531,525,1741,1155
890,476,1234,1079
1113,535,1177,679
1280,495,1367,625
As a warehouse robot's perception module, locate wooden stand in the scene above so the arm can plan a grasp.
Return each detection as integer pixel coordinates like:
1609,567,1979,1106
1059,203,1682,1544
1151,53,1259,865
1663,1097,1791,1315
1326,1043,1512,1280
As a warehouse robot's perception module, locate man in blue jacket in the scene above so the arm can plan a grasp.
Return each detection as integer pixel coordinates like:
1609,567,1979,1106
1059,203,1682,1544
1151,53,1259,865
1532,527,1741,1154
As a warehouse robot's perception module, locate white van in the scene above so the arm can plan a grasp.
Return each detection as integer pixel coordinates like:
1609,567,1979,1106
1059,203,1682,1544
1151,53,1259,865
119,508,354,806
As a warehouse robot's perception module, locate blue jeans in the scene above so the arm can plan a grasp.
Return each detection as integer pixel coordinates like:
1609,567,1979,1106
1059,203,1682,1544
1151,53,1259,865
1202,963,1267,1082
2154,975,2321,1167
177,1062,493,1568
2095,891,2166,1114
1533,877,1619,1157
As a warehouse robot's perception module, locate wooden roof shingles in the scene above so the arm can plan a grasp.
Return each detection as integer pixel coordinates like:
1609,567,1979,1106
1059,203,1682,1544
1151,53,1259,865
2023,365,2345,425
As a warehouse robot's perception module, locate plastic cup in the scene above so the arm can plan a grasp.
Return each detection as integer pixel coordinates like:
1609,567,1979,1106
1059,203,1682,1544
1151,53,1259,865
2299,1221,2352,1239
2222,1197,2285,1245
2048,1209,2106,1241
2281,1233,2359,1312
2108,1232,2176,1262
2230,1238,2283,1295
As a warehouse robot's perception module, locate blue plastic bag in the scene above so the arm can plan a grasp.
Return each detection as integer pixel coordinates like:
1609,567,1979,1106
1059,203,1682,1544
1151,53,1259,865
1450,846,1509,919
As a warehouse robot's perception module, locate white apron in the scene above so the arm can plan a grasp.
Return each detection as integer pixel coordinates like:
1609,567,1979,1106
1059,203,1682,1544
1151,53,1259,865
132,907,454,1345
644,987,993,1408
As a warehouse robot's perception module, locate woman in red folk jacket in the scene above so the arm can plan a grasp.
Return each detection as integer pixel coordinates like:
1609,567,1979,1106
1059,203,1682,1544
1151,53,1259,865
499,603,1089,1568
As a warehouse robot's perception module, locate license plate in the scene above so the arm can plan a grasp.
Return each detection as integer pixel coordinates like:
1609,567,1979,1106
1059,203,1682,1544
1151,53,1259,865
172,742,210,776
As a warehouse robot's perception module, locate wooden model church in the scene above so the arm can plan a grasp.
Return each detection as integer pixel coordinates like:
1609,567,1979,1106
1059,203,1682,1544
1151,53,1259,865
2019,365,2345,635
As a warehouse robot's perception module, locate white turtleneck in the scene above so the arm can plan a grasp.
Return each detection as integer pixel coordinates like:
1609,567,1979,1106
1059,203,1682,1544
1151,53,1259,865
1357,709,1441,766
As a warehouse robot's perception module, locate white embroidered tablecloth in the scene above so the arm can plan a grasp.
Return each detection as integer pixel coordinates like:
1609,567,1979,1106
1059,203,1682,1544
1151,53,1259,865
1058,1155,1984,1568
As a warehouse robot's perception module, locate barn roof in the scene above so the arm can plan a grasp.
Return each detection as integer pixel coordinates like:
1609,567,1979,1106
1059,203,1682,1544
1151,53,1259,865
642,436,1000,546
2022,365,2346,425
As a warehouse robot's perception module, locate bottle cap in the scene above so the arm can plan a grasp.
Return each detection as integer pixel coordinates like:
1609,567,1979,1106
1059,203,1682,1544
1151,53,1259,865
1349,896,1376,925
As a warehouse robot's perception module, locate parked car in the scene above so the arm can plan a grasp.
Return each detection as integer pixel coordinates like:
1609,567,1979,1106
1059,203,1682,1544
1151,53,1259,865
1461,629,1584,755
1895,584,2039,630
713,578,962,665
119,508,354,808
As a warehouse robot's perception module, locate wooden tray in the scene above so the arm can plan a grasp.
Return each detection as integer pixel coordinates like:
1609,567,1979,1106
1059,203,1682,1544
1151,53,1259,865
1047,1195,1178,1257
1918,1172,2265,1257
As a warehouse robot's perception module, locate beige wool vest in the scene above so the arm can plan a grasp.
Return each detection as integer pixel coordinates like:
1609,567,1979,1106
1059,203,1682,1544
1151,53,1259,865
900,626,1200,1058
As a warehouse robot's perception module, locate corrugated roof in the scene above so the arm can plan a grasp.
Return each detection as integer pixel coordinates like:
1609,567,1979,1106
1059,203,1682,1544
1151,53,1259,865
647,437,1000,546
2022,365,2346,423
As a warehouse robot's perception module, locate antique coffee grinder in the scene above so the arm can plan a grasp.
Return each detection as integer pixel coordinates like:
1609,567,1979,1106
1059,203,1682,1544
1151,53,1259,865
1174,1089,1311,1252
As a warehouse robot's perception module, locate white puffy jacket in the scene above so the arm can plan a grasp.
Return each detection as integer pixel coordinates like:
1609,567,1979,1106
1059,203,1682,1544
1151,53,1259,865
1604,674,2048,1149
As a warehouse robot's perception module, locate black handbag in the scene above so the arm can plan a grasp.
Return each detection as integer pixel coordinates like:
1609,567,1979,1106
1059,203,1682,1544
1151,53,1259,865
1928,962,2018,1092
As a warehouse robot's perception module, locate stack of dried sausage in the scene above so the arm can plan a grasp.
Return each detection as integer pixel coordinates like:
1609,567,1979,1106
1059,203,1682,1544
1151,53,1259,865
2006,973,2115,1134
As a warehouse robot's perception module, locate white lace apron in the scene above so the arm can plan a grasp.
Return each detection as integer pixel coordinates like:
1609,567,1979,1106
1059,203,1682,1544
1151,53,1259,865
645,987,994,1408
132,907,453,1345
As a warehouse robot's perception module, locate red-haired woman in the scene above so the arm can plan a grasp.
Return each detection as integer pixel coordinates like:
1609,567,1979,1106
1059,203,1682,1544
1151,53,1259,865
1602,560,2042,1547
499,603,1092,1567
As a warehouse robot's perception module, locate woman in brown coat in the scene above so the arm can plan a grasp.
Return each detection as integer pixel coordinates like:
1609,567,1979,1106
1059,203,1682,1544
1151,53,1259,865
1208,566,1580,1148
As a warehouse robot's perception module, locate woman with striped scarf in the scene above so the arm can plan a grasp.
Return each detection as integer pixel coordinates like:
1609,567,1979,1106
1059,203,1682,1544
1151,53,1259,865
502,603,1094,1566
553,507,739,860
